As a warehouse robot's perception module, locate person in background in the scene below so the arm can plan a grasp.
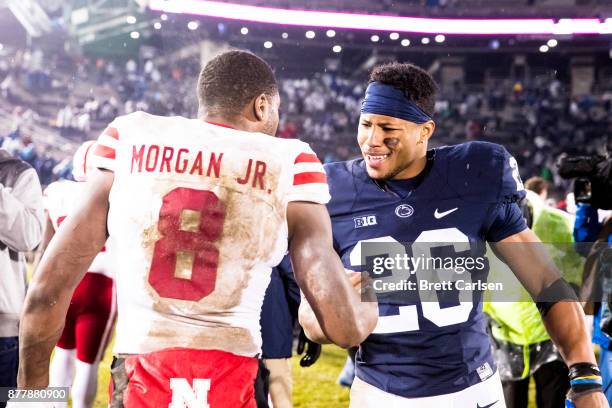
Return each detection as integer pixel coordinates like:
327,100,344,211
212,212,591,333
525,176,549,202
575,202,612,404
0,147,44,408
485,186,583,408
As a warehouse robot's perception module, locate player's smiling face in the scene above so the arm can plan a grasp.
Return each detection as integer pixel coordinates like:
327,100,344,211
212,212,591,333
358,113,434,180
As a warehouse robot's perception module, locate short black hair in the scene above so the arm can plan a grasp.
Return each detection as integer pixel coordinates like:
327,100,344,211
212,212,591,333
369,62,438,117
198,50,278,117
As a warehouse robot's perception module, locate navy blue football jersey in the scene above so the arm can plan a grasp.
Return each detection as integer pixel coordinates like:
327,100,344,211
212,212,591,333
325,141,527,398
261,256,300,359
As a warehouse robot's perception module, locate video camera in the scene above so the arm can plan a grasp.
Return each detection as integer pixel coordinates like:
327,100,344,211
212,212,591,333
557,152,612,210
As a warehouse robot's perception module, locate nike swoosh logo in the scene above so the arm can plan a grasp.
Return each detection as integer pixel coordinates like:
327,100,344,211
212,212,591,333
434,207,458,219
477,401,499,408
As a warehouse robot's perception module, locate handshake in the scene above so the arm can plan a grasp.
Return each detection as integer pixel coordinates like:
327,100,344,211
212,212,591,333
296,269,373,368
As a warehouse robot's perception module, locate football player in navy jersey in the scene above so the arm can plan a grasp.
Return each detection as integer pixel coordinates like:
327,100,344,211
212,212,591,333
299,62,607,408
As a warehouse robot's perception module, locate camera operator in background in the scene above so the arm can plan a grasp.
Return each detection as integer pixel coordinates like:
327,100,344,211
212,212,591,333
485,176,584,408
559,150,612,403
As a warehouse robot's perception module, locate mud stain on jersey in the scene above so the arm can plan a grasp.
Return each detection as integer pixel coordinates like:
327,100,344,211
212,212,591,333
196,159,283,311
142,319,257,357
138,153,286,345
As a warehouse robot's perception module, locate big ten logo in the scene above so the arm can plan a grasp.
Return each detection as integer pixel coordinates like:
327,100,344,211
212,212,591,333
169,378,211,408
354,215,377,229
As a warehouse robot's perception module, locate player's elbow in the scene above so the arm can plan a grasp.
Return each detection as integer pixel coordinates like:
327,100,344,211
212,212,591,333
22,282,64,317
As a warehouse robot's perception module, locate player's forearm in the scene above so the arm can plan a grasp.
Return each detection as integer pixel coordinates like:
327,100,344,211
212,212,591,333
543,301,597,366
293,250,377,348
18,284,69,388
19,247,94,387
287,201,378,347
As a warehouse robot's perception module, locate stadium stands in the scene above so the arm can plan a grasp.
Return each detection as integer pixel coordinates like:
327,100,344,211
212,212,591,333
0,43,610,204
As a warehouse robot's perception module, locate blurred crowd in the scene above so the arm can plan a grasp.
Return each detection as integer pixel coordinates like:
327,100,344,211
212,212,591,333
0,46,610,205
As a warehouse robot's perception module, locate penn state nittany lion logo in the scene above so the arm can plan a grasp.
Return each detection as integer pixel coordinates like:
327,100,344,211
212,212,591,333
395,204,414,218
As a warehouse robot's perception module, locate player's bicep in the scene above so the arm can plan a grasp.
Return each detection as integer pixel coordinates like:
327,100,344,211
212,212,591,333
287,201,334,255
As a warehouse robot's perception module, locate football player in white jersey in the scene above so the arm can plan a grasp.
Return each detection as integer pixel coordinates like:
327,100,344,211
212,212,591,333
38,141,115,408
16,50,377,407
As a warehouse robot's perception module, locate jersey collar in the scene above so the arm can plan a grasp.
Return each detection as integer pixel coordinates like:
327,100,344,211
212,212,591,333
355,149,437,199
205,121,235,129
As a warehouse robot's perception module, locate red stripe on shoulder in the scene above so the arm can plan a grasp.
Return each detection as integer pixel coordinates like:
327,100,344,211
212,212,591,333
92,144,116,160
294,172,327,185
294,153,321,164
104,127,119,140
83,141,95,175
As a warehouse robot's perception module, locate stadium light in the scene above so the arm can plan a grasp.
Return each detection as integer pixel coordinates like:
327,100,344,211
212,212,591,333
187,21,199,30
305,30,316,39
149,0,612,35
421,37,430,44
553,18,599,35
240,26,249,34
603,19,612,34
547,38,558,47
264,41,273,48
326,29,336,37
371,35,380,42
332,45,342,53
539,45,549,52
401,39,410,46
130,31,140,39
126,15,137,24
154,22,162,30
389,32,399,40
160,13,168,21
282,32,288,39
435,34,445,43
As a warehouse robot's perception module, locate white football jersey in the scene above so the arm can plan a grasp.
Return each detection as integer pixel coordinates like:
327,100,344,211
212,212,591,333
91,112,330,357
43,180,113,278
